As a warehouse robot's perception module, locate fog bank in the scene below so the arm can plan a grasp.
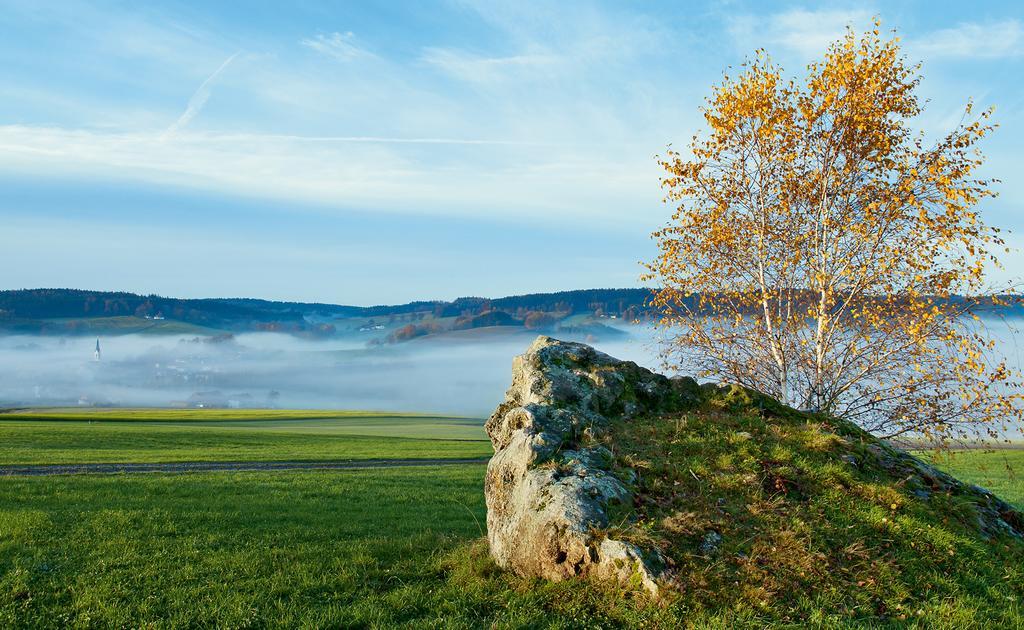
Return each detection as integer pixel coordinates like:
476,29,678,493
4,319,1021,423
0,327,666,416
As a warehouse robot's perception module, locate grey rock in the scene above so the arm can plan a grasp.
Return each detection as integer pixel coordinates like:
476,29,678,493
484,336,698,596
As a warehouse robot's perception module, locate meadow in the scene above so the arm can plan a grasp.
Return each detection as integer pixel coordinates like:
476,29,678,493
0,409,490,465
925,449,1024,507
38,315,225,336
0,409,1021,627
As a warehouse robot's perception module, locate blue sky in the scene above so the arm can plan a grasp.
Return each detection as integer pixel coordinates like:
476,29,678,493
1,1,1023,305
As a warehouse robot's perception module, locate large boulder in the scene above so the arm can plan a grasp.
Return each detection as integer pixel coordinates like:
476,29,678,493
483,336,699,594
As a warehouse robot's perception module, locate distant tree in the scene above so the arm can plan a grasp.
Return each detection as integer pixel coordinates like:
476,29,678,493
523,311,556,330
387,322,440,343
646,23,1023,444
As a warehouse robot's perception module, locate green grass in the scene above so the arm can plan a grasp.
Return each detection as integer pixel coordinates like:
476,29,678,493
0,466,492,627
2,408,467,423
1,406,1022,627
582,388,1024,627
41,315,225,335
923,449,1024,507
4,458,1016,628
0,466,715,629
0,410,489,465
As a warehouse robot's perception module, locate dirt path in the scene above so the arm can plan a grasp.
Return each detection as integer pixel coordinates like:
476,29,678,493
0,457,489,477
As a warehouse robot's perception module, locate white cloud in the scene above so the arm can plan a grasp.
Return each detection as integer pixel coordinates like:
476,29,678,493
301,31,374,62
728,9,872,58
420,1,670,85
729,10,1023,63
911,20,1023,60
0,4,689,232
421,48,558,84
0,125,658,225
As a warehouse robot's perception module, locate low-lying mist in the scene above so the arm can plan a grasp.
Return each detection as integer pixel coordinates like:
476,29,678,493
0,327,667,416
5,318,1022,423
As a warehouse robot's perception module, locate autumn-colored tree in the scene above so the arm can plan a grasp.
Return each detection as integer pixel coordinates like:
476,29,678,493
646,23,1023,444
523,311,556,330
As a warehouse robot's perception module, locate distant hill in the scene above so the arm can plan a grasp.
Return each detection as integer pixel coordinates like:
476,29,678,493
453,310,521,330
2,288,1019,338
0,288,657,337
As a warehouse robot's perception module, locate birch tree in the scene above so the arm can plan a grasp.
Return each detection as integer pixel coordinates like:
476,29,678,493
646,23,1023,443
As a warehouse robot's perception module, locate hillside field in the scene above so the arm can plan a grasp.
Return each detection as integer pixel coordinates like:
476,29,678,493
0,409,490,464
0,409,1022,627
40,316,226,336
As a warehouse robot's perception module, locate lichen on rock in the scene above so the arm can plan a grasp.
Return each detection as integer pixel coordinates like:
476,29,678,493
483,336,699,594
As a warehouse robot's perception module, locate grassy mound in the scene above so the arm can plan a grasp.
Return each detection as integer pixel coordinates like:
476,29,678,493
2,401,1020,627
447,385,1024,627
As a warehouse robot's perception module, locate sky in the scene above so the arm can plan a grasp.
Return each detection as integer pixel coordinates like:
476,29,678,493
1,0,1023,305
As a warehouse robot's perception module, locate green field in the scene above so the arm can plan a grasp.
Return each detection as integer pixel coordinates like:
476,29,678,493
1,409,1022,627
0,467,493,627
38,316,226,336
2,408,452,422
924,449,1024,507
0,409,489,465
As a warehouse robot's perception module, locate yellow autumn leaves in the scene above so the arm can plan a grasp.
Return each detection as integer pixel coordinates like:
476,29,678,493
645,20,1022,444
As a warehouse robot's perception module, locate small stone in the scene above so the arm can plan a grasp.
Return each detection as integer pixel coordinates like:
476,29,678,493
699,531,723,556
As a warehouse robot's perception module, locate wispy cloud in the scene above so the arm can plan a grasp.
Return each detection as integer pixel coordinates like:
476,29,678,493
727,9,871,58
911,20,1023,60
728,10,1023,64
0,125,655,224
301,31,374,62
207,133,550,146
421,48,558,83
162,53,239,139
4,1,1023,297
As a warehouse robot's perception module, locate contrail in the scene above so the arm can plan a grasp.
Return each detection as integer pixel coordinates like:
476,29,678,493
198,132,557,146
162,52,239,140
